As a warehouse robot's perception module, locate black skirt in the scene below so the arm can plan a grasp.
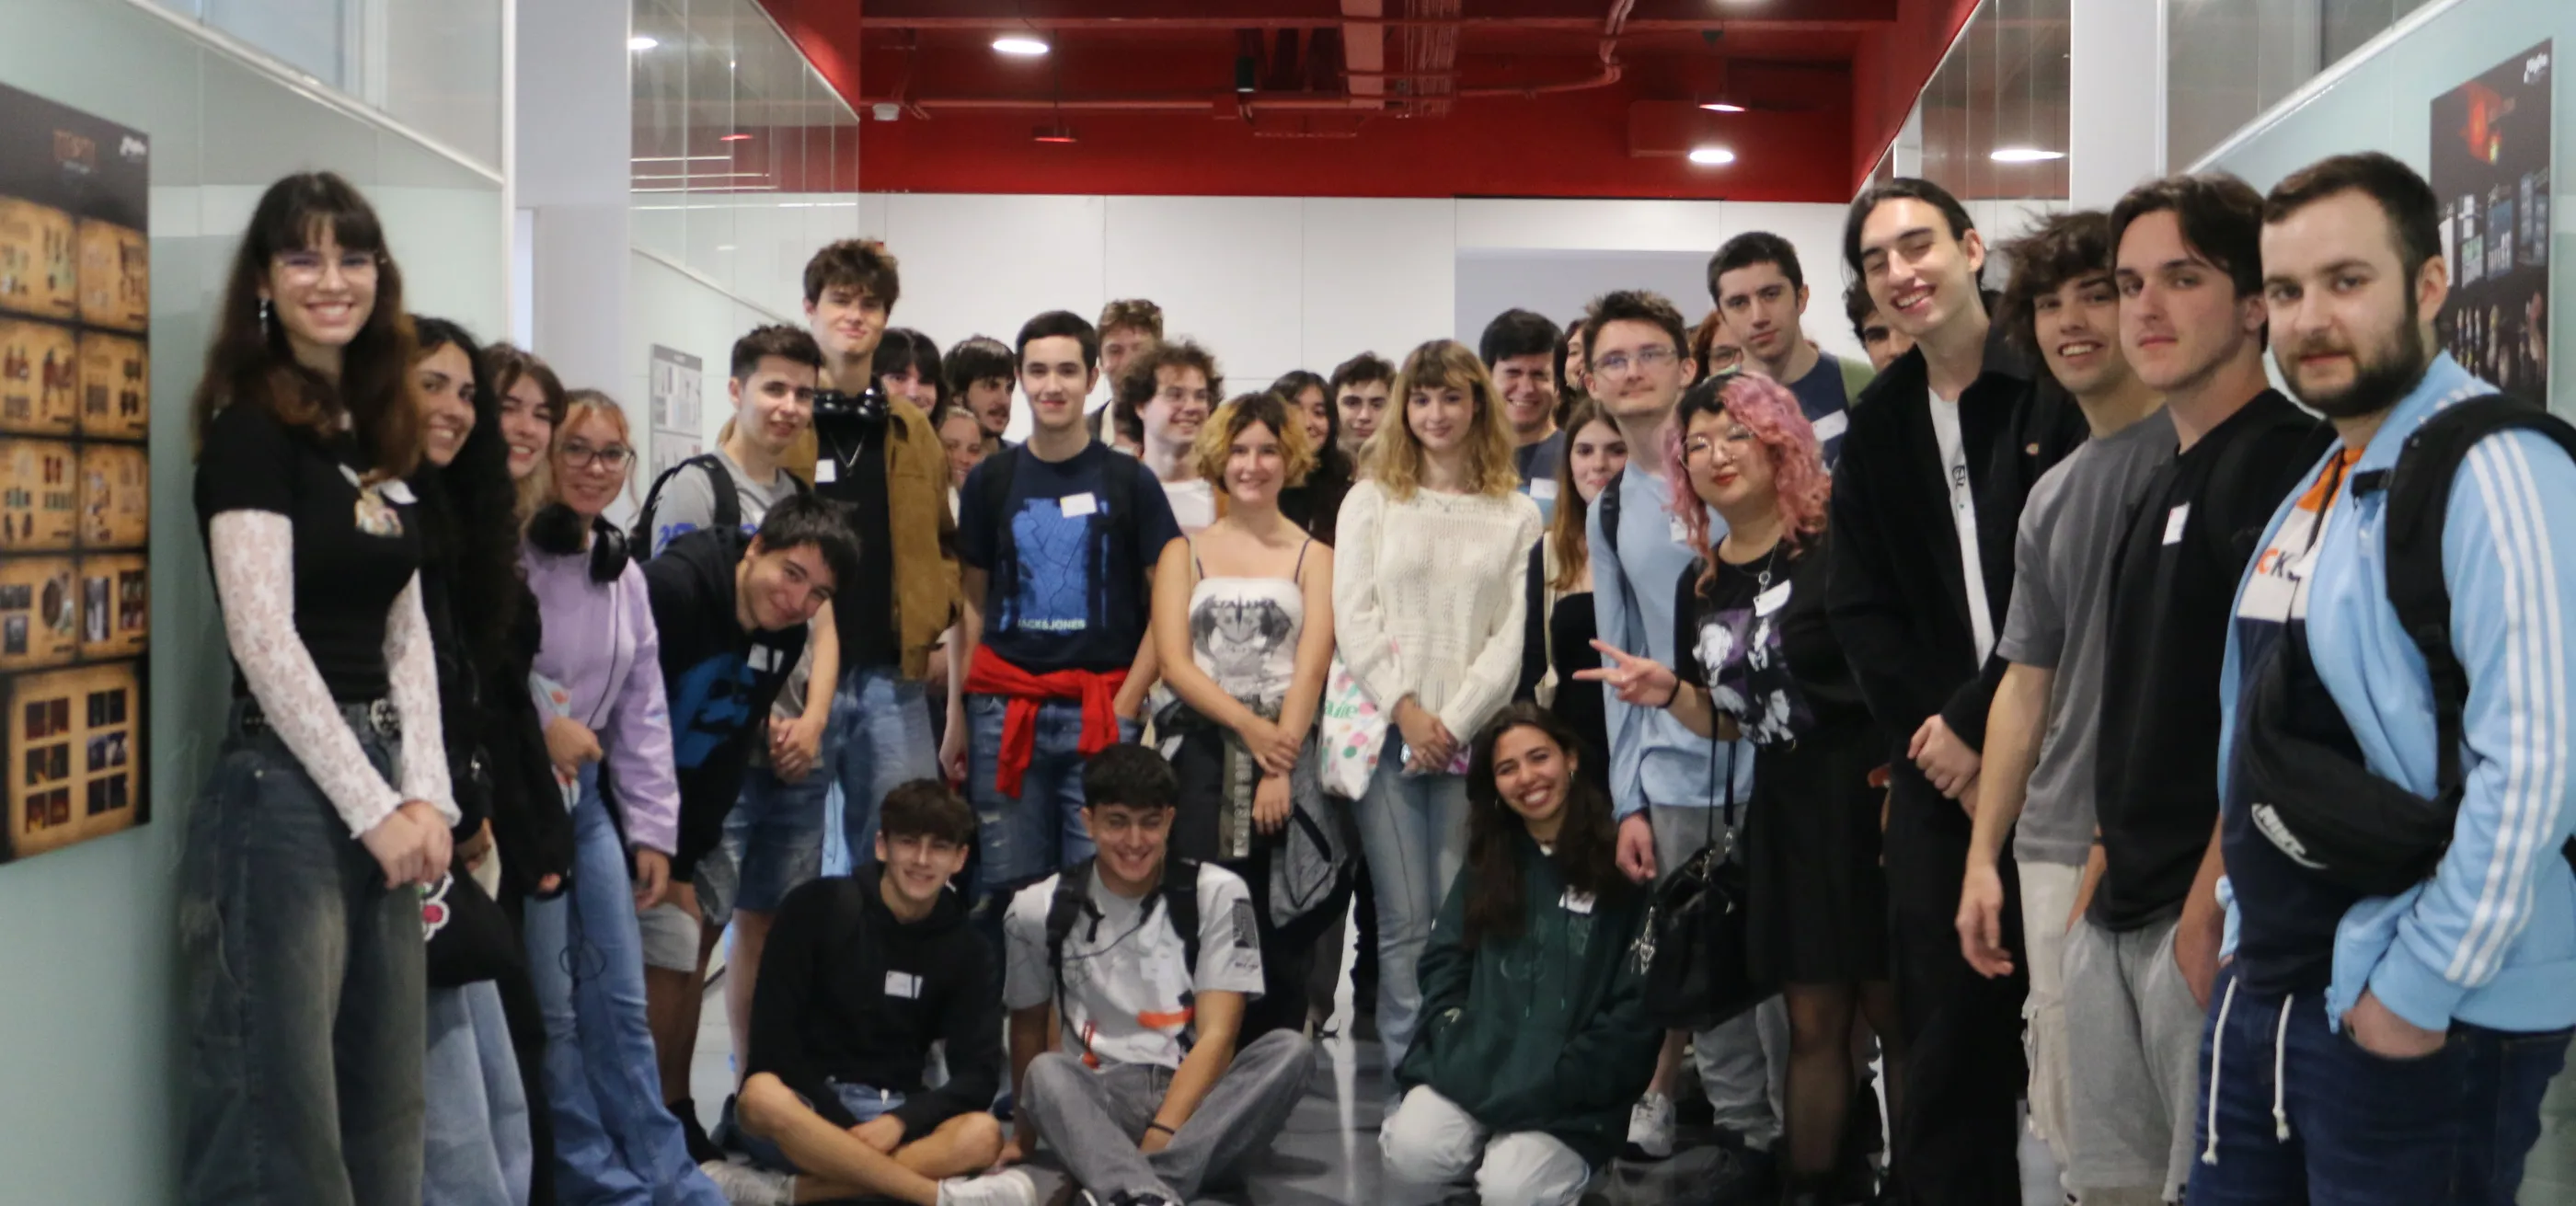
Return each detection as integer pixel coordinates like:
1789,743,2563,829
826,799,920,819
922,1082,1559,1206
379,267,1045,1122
1744,717,1891,986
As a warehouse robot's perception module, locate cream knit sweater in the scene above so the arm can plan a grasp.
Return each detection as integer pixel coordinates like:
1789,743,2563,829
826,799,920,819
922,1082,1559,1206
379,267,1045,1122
1331,478,1544,741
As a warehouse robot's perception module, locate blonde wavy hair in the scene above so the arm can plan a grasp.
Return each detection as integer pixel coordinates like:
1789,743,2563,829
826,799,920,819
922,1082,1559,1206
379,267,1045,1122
546,389,638,510
1364,339,1519,500
1191,390,1315,493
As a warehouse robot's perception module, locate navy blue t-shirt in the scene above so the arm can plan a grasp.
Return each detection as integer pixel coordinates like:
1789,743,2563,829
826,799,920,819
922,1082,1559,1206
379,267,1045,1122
1784,351,1859,468
957,442,1181,675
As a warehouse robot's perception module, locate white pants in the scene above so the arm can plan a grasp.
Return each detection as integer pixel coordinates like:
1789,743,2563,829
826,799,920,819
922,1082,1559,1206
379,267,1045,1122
2018,859,2081,1172
1380,1085,1592,1206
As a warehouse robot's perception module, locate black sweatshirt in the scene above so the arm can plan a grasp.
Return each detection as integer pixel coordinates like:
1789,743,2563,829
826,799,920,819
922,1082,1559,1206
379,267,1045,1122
746,867,1002,1135
642,527,806,881
1826,306,2086,770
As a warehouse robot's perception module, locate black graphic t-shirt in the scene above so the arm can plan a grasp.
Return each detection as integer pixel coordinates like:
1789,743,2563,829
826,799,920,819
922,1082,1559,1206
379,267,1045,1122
1673,534,1862,747
956,442,1181,674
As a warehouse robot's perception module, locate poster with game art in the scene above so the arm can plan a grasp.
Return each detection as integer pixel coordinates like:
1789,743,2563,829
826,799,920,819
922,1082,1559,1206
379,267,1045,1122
0,82,147,867
2432,40,2552,401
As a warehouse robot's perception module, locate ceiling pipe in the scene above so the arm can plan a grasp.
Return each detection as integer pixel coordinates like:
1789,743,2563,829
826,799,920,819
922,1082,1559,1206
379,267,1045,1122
1457,0,1630,98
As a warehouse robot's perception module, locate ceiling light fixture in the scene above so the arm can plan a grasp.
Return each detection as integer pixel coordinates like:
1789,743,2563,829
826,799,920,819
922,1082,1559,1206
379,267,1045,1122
720,132,753,142
1990,146,2065,163
1699,99,1747,113
1688,145,1737,166
1033,123,1077,144
994,35,1051,56
628,35,658,52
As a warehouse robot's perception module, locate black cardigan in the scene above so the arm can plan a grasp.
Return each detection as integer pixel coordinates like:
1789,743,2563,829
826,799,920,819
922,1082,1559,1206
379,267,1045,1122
1824,306,2085,766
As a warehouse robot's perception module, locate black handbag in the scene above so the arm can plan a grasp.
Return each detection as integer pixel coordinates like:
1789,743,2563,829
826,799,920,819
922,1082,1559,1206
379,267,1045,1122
1641,740,1762,1030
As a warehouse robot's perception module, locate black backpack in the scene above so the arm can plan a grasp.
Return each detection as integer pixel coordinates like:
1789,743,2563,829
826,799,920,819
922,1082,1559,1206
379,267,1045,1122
2242,395,2576,893
630,454,812,557
975,446,1142,632
1043,856,1203,1051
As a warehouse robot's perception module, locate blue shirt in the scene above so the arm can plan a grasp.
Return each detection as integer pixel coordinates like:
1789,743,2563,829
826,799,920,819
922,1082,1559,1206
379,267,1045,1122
1589,461,1757,818
956,442,1180,675
1783,350,1862,469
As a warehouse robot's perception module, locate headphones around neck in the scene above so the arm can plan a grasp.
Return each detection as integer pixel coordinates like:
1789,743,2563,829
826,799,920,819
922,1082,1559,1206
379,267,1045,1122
528,502,631,583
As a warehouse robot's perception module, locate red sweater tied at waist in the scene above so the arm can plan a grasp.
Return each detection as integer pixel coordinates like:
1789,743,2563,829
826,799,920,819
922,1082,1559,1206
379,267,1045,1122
963,646,1130,798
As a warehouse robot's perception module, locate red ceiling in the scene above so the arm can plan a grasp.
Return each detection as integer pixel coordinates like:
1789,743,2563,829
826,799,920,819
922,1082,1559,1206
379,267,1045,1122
758,0,1979,201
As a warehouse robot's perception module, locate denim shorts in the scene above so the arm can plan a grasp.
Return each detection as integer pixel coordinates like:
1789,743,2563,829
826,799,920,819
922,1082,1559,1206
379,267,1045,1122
739,1082,904,1172
708,753,834,919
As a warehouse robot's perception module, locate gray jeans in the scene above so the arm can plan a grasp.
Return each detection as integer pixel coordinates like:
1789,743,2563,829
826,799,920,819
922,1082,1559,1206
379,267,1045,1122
1024,1029,1315,1200
1650,804,1789,1147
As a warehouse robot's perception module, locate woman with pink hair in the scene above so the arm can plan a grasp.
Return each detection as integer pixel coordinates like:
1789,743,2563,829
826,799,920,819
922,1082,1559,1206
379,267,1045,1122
1581,373,1902,1205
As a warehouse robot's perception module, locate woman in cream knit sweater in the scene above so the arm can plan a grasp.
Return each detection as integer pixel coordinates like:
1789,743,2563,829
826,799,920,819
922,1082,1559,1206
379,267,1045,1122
1332,339,1544,1099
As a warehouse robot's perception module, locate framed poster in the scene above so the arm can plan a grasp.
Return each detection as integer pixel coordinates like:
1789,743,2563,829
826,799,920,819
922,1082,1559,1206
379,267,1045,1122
2432,40,2552,401
0,82,147,867
647,342,706,484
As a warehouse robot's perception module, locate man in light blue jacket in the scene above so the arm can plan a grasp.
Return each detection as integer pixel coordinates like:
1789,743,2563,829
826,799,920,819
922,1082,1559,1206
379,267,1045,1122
2206,151,2576,1205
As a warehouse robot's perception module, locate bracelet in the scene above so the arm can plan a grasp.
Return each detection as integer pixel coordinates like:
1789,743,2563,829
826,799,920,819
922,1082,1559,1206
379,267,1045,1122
1655,678,1684,710
1145,1121,1176,1137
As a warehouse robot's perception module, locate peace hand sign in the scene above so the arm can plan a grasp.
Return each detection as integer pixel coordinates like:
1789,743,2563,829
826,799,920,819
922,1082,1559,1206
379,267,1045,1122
1574,638,1682,709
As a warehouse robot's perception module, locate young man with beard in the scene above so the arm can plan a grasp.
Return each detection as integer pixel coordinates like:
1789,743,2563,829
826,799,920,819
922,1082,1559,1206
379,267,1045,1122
1584,289,1786,1192
1830,178,2086,1204
1955,210,2171,1194
1121,339,1221,534
715,782,1040,1206
947,336,1017,455
1075,298,1162,452
1708,232,1876,466
1329,351,1396,464
1845,280,1914,374
2202,151,2576,1205
945,312,1179,921
1001,745,1313,1206
1480,308,1566,517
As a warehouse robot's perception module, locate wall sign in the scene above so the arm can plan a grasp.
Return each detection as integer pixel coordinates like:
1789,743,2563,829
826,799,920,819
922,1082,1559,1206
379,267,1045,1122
2432,40,2552,401
647,343,704,483
0,83,147,867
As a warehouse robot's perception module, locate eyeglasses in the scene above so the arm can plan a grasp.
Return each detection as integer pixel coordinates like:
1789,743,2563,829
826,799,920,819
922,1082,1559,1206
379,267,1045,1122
1590,346,1679,376
558,441,632,471
1685,428,1757,462
272,250,381,286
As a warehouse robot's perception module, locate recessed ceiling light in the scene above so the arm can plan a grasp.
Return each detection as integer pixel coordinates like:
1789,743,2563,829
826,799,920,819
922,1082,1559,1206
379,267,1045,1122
1033,123,1077,144
1699,100,1747,113
1688,145,1737,166
720,132,753,142
628,35,658,52
994,36,1051,56
1991,146,2065,163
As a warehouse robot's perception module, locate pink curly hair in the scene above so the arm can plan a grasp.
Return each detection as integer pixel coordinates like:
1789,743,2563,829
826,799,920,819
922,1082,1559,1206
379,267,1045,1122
1660,373,1832,582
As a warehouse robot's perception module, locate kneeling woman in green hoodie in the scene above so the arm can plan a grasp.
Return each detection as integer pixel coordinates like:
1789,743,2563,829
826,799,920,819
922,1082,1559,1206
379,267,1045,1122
1379,703,1665,1206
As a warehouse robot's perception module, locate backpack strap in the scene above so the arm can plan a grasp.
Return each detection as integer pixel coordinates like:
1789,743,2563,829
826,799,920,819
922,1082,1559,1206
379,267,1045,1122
1161,857,1202,991
2364,394,2576,868
1097,451,1142,631
1043,858,1096,1038
979,449,1024,626
632,453,734,557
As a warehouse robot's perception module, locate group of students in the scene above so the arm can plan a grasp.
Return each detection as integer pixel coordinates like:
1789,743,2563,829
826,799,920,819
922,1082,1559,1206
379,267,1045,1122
174,142,2576,1206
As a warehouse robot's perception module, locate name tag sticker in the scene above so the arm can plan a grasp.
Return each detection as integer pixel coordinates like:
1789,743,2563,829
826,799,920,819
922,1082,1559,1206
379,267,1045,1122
749,645,777,672
1811,409,1849,442
2162,503,2192,546
1060,492,1098,519
1669,513,1691,544
884,971,922,999
1560,889,1596,914
814,460,838,484
1754,581,1793,616
379,479,416,504
1530,477,1559,501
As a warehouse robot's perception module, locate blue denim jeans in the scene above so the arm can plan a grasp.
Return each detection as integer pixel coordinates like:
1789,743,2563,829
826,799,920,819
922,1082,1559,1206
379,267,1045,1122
711,706,843,920
178,713,425,1206
423,981,534,1206
1352,741,1472,1100
831,666,937,870
963,693,1141,897
522,766,724,1206
2190,963,2572,1205
739,1082,905,1172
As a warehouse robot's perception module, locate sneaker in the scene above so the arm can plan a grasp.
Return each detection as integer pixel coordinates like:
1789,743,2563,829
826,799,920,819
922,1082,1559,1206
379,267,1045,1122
1624,1091,1676,1161
937,1168,1039,1206
698,1159,794,1206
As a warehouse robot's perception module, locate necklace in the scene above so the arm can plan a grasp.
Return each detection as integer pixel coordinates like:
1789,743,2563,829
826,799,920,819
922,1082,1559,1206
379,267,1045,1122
822,424,876,477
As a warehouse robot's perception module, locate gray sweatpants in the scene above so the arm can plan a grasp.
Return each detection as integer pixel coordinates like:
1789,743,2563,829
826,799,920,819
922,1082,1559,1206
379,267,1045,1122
2064,914,2202,1203
1024,1029,1316,1201
1650,804,1788,1147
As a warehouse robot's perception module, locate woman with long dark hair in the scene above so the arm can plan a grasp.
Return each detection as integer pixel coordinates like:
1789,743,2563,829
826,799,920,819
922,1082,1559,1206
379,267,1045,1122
1585,374,1903,1203
1378,704,1662,1206
1272,369,1353,544
1514,396,1627,788
183,171,451,1202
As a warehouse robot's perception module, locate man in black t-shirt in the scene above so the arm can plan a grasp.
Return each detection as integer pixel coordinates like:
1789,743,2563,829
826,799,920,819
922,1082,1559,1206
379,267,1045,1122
946,310,1180,920
2071,174,2329,1204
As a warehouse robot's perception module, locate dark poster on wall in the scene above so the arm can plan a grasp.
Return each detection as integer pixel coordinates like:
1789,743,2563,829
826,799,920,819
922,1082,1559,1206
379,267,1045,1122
2432,40,2552,401
0,82,149,867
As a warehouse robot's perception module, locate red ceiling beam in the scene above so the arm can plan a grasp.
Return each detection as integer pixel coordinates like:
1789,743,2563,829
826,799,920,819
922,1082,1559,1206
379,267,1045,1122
851,0,1895,32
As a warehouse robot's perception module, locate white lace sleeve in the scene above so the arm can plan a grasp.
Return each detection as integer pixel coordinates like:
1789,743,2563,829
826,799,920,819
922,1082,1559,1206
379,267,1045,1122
209,510,406,837
384,572,457,826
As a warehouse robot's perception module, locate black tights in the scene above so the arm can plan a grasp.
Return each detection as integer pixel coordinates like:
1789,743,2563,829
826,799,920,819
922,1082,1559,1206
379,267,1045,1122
1784,980,1905,1180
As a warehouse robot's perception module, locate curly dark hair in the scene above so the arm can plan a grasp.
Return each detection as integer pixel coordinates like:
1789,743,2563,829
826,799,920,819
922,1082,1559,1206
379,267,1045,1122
1461,704,1628,948
410,316,523,672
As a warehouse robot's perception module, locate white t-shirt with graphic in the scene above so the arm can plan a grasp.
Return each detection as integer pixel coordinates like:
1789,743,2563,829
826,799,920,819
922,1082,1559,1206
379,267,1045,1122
1003,861,1267,1071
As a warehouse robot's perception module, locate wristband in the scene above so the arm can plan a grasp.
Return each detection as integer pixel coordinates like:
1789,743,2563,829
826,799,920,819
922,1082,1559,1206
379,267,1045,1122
1145,1121,1176,1137
1655,679,1684,710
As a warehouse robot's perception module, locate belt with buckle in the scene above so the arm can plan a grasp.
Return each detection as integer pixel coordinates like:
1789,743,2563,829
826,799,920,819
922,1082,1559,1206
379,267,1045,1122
240,698,401,741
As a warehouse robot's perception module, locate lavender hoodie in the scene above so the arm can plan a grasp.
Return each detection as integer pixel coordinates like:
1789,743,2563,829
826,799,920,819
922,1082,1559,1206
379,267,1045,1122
523,544,683,856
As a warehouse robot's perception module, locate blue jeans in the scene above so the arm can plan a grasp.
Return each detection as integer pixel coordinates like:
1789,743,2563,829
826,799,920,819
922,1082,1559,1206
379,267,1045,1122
832,667,937,869
424,981,534,1206
1352,743,1471,1099
713,711,842,920
2190,963,2572,1205
179,713,425,1206
523,766,723,1206
739,1082,905,1172
964,693,1142,897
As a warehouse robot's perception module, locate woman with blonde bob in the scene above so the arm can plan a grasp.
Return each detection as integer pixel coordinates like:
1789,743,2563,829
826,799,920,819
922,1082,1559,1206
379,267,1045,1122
1332,339,1543,1099
1150,390,1340,1041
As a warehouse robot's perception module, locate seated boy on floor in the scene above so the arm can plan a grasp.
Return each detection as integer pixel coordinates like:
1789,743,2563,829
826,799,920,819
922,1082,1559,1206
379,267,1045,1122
1001,743,1316,1206
721,780,1039,1206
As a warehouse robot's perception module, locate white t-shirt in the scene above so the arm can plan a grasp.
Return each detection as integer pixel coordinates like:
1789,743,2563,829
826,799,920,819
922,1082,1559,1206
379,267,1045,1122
1162,477,1215,535
1003,862,1267,1071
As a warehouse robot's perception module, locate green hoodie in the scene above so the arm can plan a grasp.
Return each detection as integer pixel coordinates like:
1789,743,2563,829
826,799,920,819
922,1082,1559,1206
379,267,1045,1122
1397,831,1663,1167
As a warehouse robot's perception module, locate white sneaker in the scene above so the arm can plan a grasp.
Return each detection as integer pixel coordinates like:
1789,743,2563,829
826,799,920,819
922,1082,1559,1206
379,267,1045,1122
1624,1091,1676,1161
937,1167,1040,1206
698,1158,795,1206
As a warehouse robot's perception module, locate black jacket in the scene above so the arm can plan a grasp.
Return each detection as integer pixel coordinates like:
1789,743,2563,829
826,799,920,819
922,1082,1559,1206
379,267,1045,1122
642,527,806,881
1826,304,2085,767
746,867,1002,1135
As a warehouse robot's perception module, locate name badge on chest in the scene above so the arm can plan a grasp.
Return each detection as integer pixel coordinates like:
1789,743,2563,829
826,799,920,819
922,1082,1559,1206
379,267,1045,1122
1560,888,1596,915
1060,492,1098,519
884,971,923,1000
1754,580,1793,616
815,459,839,485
